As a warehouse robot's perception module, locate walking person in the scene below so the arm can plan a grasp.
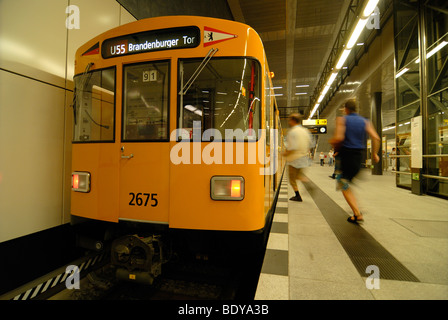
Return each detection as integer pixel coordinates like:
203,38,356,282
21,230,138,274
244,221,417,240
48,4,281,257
283,114,312,202
329,99,380,223
328,149,334,166
319,152,325,166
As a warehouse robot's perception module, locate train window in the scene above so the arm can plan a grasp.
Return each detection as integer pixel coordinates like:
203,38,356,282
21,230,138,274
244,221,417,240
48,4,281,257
122,61,170,141
178,58,261,141
73,68,115,142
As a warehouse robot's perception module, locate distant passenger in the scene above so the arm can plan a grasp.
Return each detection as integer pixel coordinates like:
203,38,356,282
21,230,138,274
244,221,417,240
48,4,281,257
328,149,334,166
330,99,380,223
284,113,312,202
319,152,325,166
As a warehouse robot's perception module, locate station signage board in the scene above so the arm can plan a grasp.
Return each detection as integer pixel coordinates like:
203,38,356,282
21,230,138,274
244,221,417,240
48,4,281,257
302,119,327,126
101,26,200,59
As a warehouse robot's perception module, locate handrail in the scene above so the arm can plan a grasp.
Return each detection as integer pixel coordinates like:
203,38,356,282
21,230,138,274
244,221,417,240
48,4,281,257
391,171,412,175
389,155,411,158
422,174,448,181
422,154,448,158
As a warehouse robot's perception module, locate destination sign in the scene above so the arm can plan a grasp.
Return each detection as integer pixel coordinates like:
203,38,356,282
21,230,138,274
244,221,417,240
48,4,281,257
303,119,327,126
101,26,200,59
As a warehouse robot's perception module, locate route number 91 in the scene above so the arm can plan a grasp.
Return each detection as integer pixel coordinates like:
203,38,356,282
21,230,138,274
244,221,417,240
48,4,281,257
129,193,158,207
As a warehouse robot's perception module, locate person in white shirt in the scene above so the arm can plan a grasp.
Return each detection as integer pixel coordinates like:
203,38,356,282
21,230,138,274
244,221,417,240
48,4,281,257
319,152,325,166
328,149,334,166
283,113,312,202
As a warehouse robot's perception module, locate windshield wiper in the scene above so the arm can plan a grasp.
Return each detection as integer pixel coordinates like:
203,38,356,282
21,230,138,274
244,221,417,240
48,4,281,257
179,48,218,95
72,62,94,125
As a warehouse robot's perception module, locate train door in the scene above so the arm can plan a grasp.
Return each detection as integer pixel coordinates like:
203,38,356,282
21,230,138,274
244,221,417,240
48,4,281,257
118,60,171,224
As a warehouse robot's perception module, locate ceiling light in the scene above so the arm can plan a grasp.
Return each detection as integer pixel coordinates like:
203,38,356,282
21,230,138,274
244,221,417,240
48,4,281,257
296,85,310,88
273,86,283,89
295,92,307,95
363,0,380,17
274,93,283,96
326,72,338,86
416,41,448,63
184,105,196,112
347,19,368,49
336,49,351,69
357,43,364,46
395,68,409,78
309,103,320,119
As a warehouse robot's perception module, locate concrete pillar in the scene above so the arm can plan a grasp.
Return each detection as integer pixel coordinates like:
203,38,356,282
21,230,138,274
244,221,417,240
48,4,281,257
371,92,382,175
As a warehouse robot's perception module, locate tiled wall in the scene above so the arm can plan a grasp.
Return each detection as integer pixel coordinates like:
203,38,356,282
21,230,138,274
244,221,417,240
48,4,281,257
0,0,136,242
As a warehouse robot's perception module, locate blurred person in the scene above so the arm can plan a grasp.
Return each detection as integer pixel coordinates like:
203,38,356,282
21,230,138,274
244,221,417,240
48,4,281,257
328,149,334,166
329,99,380,224
283,113,312,202
391,147,396,171
319,152,325,166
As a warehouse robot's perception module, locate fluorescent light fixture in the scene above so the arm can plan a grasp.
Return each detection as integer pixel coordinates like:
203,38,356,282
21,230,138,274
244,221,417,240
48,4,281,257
92,85,114,96
309,103,320,119
336,49,351,69
326,73,338,86
317,94,325,103
295,92,307,95
321,85,331,96
202,90,210,93
184,105,196,112
217,92,228,95
416,41,448,63
342,66,348,69
399,124,403,127
273,86,283,89
274,93,283,96
216,101,224,104
363,0,380,17
395,67,409,78
194,110,203,116
347,19,368,49
404,121,411,125
296,85,310,88
357,43,364,46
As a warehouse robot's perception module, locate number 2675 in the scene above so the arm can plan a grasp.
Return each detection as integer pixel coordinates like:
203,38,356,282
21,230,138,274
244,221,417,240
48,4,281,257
129,193,158,207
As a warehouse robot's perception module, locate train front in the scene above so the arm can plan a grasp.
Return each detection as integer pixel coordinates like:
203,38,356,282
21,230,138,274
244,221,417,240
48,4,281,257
70,16,279,284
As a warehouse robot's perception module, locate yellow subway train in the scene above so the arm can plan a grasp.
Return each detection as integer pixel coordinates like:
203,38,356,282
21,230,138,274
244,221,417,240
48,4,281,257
70,16,285,282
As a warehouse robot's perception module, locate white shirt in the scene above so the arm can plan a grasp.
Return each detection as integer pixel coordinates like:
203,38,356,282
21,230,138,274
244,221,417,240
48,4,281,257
286,125,312,168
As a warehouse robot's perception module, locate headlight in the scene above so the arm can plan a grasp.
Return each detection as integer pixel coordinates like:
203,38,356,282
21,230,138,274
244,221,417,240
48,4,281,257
210,176,244,201
72,172,91,193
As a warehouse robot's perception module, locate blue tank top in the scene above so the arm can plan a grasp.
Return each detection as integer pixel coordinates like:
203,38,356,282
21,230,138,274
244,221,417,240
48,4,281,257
343,113,366,149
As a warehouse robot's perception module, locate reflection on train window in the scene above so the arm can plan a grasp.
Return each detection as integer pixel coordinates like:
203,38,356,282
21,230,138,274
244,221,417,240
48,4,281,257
123,61,169,141
73,68,115,142
179,58,261,140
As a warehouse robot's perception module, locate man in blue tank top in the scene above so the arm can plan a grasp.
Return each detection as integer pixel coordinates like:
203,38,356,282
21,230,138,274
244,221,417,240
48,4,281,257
330,99,380,224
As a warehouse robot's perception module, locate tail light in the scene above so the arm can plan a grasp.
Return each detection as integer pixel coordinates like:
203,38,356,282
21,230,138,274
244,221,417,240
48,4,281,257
72,172,91,193
210,176,244,201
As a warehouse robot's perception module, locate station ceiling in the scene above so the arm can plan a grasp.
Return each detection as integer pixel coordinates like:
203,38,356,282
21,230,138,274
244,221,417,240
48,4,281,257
118,0,351,115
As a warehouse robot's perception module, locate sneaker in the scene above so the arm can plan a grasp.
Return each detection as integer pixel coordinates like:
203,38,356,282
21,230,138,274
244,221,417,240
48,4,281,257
289,195,303,202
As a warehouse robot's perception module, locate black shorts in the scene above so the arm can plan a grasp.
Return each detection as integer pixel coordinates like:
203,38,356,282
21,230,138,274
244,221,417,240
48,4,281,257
338,147,364,182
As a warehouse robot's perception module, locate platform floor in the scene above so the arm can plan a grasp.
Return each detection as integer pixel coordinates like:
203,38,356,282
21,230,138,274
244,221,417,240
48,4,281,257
255,165,448,300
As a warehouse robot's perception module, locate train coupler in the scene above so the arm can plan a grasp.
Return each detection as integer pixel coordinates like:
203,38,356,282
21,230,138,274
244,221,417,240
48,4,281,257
111,234,163,285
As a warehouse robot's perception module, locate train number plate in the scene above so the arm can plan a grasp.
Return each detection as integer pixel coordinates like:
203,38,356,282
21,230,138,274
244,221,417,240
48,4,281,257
129,193,158,207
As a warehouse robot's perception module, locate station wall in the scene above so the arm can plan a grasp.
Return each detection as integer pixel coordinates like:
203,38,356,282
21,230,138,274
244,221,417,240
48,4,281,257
0,0,136,243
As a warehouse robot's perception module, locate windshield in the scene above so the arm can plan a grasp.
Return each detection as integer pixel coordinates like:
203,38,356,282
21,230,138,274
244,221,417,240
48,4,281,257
178,58,261,141
73,68,115,142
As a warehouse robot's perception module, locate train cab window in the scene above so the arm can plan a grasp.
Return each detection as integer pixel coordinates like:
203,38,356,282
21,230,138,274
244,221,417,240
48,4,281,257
123,61,170,141
73,68,115,142
178,58,261,141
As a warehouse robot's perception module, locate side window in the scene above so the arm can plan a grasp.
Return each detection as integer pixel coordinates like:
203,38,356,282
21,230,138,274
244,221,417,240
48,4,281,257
123,61,170,141
73,68,115,142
